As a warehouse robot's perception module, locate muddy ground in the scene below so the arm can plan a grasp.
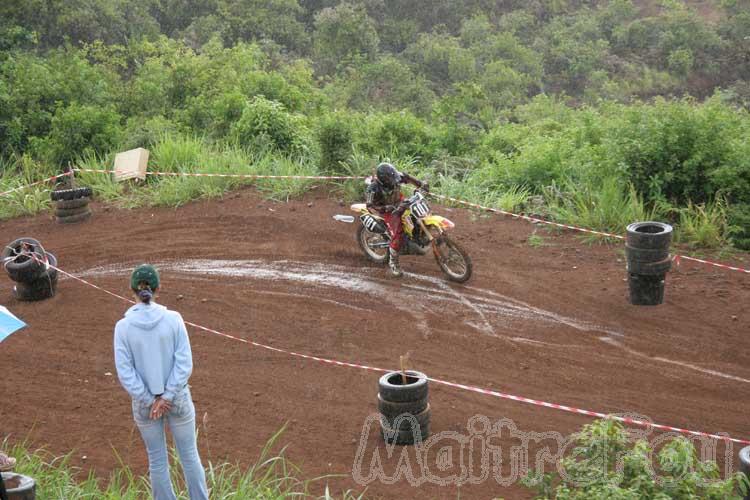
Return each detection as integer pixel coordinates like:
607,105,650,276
1,187,749,499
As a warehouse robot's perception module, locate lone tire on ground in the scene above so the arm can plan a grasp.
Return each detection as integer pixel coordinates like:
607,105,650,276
55,206,91,218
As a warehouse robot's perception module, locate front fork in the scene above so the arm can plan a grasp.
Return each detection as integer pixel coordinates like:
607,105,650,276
418,219,446,261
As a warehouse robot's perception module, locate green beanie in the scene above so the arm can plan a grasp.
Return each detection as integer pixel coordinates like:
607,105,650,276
130,264,160,291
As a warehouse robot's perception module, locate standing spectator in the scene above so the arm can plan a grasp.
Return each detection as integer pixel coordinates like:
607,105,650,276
114,264,208,500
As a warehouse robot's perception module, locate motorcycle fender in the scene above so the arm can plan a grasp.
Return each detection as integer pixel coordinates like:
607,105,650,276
423,215,455,230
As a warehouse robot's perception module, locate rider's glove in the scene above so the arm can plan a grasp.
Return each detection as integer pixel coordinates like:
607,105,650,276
421,181,430,192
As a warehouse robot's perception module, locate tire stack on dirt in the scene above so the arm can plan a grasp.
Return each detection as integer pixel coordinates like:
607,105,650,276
378,370,430,445
2,238,58,302
51,187,93,224
625,222,673,306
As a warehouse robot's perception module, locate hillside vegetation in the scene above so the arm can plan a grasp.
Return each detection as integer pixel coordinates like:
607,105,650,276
1,0,750,249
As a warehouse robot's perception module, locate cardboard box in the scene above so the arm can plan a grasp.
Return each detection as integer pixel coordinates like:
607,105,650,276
114,148,149,181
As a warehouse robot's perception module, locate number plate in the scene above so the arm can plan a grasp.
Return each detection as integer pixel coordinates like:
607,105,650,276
360,214,381,232
411,200,430,218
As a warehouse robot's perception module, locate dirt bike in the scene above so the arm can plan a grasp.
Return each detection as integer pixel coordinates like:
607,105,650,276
341,183,472,283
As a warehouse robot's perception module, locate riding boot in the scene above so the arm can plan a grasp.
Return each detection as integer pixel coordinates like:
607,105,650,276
388,248,403,277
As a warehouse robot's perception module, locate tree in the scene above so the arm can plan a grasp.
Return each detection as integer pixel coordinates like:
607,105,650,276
218,0,309,52
313,3,380,74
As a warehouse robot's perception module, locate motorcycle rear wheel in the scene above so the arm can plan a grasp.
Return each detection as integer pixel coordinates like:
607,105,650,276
357,224,389,264
433,236,472,283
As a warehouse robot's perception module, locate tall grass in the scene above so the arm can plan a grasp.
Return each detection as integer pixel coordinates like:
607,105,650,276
1,430,363,499
544,177,658,241
0,132,742,253
0,155,55,219
672,198,731,249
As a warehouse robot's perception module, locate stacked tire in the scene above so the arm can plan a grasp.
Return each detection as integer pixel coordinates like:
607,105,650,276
625,222,673,306
1,471,36,500
2,238,58,302
51,187,92,224
378,370,430,446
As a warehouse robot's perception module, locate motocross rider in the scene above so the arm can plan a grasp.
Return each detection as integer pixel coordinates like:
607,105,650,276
365,162,428,277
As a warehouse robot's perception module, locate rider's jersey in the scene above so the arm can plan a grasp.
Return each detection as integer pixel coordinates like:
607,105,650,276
365,172,421,213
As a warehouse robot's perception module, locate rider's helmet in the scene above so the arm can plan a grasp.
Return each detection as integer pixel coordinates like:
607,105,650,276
376,163,401,189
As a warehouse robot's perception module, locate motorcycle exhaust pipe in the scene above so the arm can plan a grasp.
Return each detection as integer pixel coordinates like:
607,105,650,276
333,215,355,223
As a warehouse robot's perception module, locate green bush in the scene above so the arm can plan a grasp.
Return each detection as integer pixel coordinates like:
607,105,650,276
230,96,311,156
32,103,122,166
318,113,353,173
369,111,434,160
523,418,749,499
728,203,750,250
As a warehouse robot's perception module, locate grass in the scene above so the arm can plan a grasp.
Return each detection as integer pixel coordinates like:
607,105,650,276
0,134,744,256
527,232,546,248
671,198,730,249
1,429,363,499
544,177,658,243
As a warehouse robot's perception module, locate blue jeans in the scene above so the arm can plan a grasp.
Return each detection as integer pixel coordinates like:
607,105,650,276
132,388,209,500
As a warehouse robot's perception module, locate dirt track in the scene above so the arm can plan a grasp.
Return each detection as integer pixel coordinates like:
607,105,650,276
2,187,749,499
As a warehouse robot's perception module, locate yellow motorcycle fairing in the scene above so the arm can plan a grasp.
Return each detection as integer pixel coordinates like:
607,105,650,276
422,215,455,230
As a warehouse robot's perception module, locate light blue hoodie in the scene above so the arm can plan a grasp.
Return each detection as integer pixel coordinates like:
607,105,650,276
114,302,193,406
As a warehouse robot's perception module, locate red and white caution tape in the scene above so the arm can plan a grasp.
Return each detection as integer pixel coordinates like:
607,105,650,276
38,262,750,445
429,192,625,240
0,172,73,198
74,168,366,181
430,193,750,275
673,254,750,275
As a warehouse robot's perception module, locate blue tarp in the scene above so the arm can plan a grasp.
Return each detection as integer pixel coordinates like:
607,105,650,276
0,305,26,342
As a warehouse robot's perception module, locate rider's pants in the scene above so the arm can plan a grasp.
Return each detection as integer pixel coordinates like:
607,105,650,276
382,211,404,251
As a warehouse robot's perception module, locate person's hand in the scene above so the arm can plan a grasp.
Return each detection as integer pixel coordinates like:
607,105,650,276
421,181,430,192
150,397,172,420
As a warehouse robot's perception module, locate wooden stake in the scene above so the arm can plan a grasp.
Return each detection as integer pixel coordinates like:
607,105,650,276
399,354,409,384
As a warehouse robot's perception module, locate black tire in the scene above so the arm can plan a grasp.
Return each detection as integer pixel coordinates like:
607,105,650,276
50,187,92,201
625,245,670,263
1,472,36,499
627,257,672,276
39,252,58,283
55,206,91,218
381,421,430,446
625,222,673,250
378,371,428,403
377,394,429,417
433,236,472,283
357,224,389,264
381,404,431,430
14,278,56,301
55,197,90,210
56,209,92,224
2,237,47,283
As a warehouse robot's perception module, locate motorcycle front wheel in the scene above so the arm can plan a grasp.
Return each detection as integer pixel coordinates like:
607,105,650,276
357,224,389,264
433,236,472,283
